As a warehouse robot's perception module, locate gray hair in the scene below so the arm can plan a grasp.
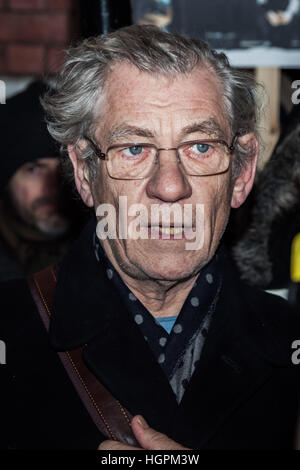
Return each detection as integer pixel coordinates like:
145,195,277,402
42,24,263,184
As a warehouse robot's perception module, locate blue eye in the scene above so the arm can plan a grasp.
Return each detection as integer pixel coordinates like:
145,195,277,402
196,143,210,153
127,146,143,156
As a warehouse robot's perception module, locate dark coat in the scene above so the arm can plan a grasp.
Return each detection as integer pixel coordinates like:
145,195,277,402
0,236,23,282
1,218,300,450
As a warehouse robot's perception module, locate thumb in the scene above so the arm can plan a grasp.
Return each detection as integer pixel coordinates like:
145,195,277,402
131,415,188,450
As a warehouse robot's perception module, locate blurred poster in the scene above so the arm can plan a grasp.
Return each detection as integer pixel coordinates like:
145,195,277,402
131,0,300,67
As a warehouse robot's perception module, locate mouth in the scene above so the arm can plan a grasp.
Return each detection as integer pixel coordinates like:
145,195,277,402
141,225,195,240
154,226,183,236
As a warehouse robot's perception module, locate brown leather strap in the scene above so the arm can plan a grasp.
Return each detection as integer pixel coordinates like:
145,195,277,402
27,266,138,447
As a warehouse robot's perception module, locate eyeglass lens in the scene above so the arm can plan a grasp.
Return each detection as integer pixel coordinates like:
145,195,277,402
105,141,230,179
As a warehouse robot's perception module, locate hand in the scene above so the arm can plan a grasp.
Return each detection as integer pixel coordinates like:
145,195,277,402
266,10,290,26
98,415,190,450
266,10,281,26
276,11,290,24
138,12,172,28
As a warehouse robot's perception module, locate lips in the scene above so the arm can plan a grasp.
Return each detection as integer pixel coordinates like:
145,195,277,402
144,225,195,240
155,226,182,235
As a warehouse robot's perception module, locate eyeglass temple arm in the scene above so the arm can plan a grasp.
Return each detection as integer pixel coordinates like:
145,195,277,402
228,133,240,152
83,135,106,159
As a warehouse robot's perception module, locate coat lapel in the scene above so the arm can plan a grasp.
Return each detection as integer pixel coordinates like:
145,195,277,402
171,306,273,448
167,254,294,448
83,309,178,434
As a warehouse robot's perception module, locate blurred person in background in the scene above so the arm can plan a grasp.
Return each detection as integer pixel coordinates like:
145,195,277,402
0,81,87,281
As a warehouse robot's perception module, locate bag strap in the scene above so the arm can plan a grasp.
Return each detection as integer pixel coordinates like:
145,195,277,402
27,266,138,447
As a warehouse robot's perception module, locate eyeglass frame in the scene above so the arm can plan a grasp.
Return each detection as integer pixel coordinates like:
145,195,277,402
83,133,241,180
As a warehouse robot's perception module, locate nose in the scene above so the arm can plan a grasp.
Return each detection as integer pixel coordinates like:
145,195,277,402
146,149,192,202
43,162,61,195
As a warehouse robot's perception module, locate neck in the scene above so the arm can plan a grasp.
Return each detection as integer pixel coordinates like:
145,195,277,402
123,275,199,318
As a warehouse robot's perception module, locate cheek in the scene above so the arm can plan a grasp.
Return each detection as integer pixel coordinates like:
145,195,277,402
195,176,231,227
91,173,126,221
91,171,112,207
216,175,232,207
10,179,32,208
92,174,144,209
213,176,232,229
22,181,43,205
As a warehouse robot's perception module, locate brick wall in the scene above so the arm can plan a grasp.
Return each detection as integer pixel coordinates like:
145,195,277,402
0,0,79,76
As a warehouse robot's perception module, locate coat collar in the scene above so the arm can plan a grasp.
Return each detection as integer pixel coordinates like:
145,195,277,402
49,216,114,349
49,217,298,444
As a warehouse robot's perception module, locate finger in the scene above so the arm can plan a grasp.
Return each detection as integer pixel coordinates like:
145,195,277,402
131,415,189,450
98,439,141,450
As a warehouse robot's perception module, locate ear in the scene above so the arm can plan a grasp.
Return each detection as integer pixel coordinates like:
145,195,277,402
67,142,94,207
231,133,258,209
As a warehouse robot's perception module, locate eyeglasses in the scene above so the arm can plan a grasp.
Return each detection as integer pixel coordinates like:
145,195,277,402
84,134,239,180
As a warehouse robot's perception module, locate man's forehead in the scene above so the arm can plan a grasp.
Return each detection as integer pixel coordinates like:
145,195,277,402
97,62,228,140
103,61,221,103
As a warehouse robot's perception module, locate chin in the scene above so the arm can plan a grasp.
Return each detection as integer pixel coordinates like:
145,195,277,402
133,253,203,282
108,238,208,282
143,266,199,282
35,215,70,237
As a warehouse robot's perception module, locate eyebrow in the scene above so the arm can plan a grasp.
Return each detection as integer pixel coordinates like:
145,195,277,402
24,160,46,168
107,124,156,145
180,119,227,140
106,118,227,146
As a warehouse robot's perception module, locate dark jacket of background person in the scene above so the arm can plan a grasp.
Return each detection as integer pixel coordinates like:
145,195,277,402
0,81,88,281
232,121,300,306
0,217,299,450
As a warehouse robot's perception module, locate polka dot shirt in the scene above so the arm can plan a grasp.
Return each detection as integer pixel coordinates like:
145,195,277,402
93,233,222,403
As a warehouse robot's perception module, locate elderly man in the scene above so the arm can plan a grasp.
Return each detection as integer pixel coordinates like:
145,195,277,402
0,25,299,450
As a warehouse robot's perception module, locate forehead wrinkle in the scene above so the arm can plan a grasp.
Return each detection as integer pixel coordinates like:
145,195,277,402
180,118,227,140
